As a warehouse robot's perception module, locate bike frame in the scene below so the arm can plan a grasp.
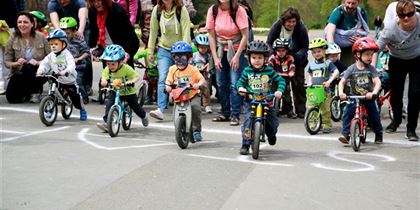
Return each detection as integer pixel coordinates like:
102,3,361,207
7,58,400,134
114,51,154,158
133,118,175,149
249,93,273,142
45,75,71,106
172,88,193,135
349,96,368,140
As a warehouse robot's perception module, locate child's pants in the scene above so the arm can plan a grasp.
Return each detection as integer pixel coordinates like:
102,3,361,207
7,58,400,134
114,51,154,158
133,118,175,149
241,102,279,145
60,83,85,111
103,93,145,122
200,76,212,107
342,99,383,136
189,96,202,132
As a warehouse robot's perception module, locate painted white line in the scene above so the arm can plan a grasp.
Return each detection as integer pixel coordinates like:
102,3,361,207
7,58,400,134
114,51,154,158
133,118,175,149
311,151,396,172
188,154,294,167
2,106,419,146
78,128,175,150
0,126,70,142
0,130,25,134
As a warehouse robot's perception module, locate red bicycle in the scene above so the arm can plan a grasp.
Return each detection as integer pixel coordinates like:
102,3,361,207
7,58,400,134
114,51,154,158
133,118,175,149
343,96,369,152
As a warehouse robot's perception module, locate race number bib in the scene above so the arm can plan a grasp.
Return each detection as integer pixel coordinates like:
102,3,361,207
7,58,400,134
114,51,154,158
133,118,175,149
313,70,323,78
357,76,369,85
282,65,288,72
250,79,264,92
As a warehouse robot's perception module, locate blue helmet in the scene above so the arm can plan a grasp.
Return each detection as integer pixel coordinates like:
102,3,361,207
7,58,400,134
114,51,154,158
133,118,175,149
171,41,192,54
47,29,67,42
100,44,126,62
194,34,209,46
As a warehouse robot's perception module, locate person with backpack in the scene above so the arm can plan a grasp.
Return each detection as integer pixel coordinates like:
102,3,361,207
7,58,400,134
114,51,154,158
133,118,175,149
266,7,309,119
238,0,254,43
147,0,191,120
206,0,249,126
325,0,369,66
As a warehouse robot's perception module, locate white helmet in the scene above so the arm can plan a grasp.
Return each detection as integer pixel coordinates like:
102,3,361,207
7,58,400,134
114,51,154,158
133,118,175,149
326,43,341,54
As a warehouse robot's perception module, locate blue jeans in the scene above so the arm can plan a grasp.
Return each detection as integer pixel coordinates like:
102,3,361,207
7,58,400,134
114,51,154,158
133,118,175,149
157,47,175,111
342,99,383,136
241,102,279,145
216,52,247,118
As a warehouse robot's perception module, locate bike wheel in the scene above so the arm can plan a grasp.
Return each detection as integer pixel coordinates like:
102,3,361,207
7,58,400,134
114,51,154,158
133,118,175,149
175,115,189,149
39,96,58,126
61,96,73,119
98,89,107,104
138,84,147,107
252,121,262,160
330,97,342,122
122,104,132,130
273,98,281,116
350,120,361,152
107,106,120,137
304,108,322,135
388,109,394,121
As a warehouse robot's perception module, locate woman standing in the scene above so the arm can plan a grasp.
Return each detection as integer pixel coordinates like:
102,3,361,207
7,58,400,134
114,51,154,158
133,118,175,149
88,0,139,67
266,7,309,118
206,0,249,126
112,0,138,26
148,0,191,120
5,12,50,103
375,0,420,141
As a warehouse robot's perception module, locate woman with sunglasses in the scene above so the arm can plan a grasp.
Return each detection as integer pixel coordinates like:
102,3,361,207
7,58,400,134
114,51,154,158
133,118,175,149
374,0,420,141
383,0,419,28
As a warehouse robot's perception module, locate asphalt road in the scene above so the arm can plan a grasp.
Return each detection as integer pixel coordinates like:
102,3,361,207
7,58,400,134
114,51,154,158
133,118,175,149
1,32,419,210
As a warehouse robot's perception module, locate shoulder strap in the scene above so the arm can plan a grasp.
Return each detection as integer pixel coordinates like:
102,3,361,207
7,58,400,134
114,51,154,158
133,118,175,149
212,4,238,26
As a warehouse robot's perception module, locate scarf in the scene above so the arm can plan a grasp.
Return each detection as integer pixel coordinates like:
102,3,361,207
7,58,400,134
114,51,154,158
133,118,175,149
97,9,108,47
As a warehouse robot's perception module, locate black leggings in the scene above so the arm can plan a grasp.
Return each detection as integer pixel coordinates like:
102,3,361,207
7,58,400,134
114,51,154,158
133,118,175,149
6,64,46,103
388,55,420,132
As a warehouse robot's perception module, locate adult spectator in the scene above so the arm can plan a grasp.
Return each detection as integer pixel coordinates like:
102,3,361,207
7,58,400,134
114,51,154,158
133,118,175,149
87,0,139,67
148,0,191,120
48,0,89,42
375,0,420,141
4,12,50,103
239,0,254,42
112,0,138,26
325,0,369,66
383,0,420,28
374,15,382,38
206,0,249,126
267,7,309,119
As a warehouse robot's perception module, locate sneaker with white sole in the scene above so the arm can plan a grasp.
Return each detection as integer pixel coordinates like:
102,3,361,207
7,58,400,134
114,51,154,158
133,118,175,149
205,106,213,113
96,122,108,133
29,94,41,103
149,108,164,120
141,116,149,127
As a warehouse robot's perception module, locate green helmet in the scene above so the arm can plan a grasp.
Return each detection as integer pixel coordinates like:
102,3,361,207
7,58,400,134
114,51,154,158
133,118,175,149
309,38,328,50
30,11,47,28
59,17,78,29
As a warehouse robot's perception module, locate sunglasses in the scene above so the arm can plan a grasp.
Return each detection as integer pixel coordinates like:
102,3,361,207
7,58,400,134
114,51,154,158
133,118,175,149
173,54,188,61
397,11,415,18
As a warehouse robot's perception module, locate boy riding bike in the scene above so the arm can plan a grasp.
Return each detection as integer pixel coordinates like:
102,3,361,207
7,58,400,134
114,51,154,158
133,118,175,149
36,29,87,120
236,40,285,155
307,38,340,133
268,38,296,118
338,37,383,144
96,45,149,132
164,41,205,142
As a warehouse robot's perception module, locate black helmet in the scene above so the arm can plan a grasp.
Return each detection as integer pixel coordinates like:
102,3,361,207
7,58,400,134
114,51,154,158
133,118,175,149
273,38,289,49
247,40,270,57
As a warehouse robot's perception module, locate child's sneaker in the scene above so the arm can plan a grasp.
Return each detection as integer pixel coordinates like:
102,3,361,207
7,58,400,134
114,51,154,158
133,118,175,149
193,131,202,142
338,135,350,144
239,144,250,155
205,106,213,113
149,108,164,120
96,122,108,133
287,111,297,119
374,133,383,144
141,116,149,127
80,110,87,121
268,136,277,145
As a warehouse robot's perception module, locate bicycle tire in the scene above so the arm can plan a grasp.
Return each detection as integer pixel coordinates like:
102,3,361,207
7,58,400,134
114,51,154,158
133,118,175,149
107,106,120,137
39,96,58,126
351,120,361,152
61,96,73,119
304,108,322,135
175,115,189,149
330,97,342,122
252,121,262,160
122,104,132,130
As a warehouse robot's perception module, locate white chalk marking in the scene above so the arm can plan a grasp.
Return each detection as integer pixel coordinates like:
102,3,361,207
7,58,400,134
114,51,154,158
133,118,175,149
0,126,70,142
188,154,294,167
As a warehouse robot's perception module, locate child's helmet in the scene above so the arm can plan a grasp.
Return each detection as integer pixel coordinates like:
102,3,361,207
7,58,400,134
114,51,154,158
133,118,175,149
273,38,289,49
30,11,47,28
352,37,379,54
309,38,328,50
194,34,209,46
247,40,270,57
326,43,341,54
59,17,78,29
47,29,67,42
100,44,126,62
171,41,193,54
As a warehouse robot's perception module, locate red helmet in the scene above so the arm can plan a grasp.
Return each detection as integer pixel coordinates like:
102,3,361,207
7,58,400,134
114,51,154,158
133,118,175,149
352,37,379,54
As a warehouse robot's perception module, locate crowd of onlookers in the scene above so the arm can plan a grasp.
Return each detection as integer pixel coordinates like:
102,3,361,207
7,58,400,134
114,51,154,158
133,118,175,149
0,0,419,144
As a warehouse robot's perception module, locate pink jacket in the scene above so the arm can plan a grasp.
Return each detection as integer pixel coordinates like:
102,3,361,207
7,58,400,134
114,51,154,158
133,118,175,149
113,0,138,26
